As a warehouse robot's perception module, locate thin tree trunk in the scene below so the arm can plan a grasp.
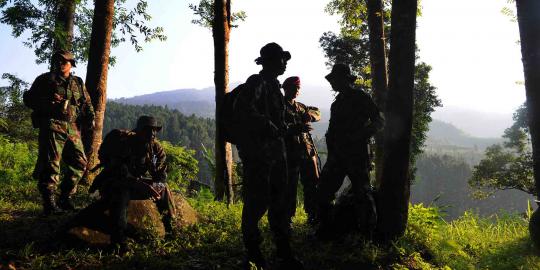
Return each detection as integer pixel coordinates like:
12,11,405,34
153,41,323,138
53,0,76,51
83,0,115,181
377,0,417,241
213,0,234,204
516,0,540,199
366,0,388,186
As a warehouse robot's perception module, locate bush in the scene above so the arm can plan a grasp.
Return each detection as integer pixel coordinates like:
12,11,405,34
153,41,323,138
160,141,199,192
0,135,36,184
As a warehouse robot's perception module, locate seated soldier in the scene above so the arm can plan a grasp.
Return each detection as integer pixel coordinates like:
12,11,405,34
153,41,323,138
66,116,176,252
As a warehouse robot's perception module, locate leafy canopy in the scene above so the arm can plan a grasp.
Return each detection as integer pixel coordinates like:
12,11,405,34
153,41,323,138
0,0,167,65
189,0,246,29
469,104,534,197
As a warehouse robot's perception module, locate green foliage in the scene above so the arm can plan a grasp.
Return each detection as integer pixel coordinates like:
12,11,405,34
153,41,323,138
1,166,539,270
433,212,538,269
410,63,442,173
160,141,199,192
0,73,37,141
0,135,36,184
189,0,247,29
0,0,166,64
469,104,534,197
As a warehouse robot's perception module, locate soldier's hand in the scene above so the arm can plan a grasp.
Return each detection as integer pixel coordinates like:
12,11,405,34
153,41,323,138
149,186,161,201
288,123,312,135
52,93,63,104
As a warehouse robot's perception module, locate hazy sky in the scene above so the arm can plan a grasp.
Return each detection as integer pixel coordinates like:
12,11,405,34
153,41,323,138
0,0,525,114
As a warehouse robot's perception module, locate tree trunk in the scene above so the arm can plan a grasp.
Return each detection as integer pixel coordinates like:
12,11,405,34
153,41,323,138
83,0,115,181
377,0,417,240
366,0,388,186
516,0,540,199
213,0,234,204
53,0,76,51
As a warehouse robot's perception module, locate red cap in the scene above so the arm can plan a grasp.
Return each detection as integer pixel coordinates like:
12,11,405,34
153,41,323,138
282,76,301,90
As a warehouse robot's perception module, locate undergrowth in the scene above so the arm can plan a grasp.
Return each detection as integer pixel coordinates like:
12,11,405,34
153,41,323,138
1,182,539,269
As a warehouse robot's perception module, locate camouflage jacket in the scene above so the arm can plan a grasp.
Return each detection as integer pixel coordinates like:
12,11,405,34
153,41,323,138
234,71,287,156
284,100,321,159
102,131,168,183
326,87,383,152
24,72,94,128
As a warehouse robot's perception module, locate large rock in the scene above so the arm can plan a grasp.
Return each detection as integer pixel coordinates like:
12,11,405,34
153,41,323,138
68,193,199,245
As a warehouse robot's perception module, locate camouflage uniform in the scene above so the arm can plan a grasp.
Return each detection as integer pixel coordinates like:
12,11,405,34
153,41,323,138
235,71,292,261
71,123,176,247
284,100,321,222
24,71,94,211
318,85,383,235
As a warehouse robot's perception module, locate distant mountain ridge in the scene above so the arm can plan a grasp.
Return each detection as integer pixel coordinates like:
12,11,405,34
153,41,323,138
113,87,505,150
114,87,216,118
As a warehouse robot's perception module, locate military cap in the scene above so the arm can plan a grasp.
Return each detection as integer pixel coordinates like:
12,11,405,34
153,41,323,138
282,76,301,90
255,42,291,65
135,115,162,131
325,63,356,83
52,50,77,67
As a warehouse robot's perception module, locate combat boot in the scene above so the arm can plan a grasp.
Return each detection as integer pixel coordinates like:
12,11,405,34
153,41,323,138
275,241,304,270
57,194,77,212
41,191,62,216
244,247,267,270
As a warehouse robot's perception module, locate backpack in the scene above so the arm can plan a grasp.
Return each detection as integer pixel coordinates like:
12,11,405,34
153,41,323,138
220,84,245,144
89,129,133,193
98,129,134,167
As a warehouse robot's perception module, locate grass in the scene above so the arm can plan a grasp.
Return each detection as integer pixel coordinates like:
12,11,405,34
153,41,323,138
1,182,540,269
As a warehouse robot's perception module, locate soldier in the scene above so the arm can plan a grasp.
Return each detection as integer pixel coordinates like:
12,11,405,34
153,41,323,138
282,76,321,224
68,116,176,252
23,50,95,215
234,43,303,269
316,63,383,239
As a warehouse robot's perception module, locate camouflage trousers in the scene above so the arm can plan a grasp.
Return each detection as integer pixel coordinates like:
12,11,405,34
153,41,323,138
286,155,319,222
317,146,377,233
238,143,292,254
34,120,87,197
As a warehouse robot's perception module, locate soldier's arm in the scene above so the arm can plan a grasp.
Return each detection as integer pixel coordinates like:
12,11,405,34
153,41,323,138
234,75,277,135
364,96,384,137
151,141,167,183
304,104,321,123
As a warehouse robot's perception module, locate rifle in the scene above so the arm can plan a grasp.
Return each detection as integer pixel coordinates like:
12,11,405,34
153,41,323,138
305,132,322,178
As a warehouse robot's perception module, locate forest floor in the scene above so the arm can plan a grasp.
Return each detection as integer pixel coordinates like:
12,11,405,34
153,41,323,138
1,182,540,270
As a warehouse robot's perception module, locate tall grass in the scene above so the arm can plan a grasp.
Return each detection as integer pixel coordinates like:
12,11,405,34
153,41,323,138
1,137,540,269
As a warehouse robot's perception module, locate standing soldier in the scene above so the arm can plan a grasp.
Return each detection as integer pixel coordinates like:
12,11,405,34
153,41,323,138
316,63,383,239
235,43,303,269
282,76,321,225
23,50,95,215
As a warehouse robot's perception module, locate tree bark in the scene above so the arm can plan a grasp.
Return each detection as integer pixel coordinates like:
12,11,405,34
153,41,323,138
213,0,234,204
377,0,417,241
366,0,388,186
83,0,115,181
516,0,540,199
53,0,76,51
